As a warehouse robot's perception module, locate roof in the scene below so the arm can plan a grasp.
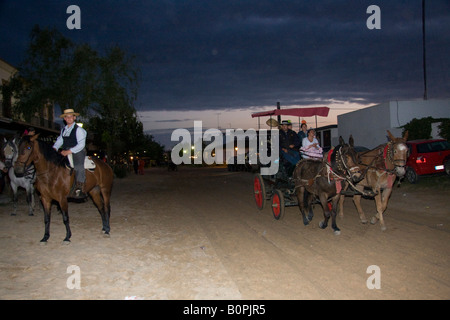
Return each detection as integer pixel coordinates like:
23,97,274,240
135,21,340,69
251,107,330,118
406,139,447,144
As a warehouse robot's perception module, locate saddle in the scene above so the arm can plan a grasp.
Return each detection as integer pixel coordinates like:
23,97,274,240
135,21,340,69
66,154,96,171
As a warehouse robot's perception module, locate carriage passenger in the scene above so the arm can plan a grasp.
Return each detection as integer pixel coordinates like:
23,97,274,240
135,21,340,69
300,128,323,160
298,121,308,142
279,120,301,171
287,120,295,133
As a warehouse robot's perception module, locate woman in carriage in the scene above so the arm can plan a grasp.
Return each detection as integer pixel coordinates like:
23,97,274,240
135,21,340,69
300,128,323,160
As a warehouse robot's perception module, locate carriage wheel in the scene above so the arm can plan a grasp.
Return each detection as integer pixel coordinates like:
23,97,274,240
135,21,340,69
271,189,285,220
253,174,266,210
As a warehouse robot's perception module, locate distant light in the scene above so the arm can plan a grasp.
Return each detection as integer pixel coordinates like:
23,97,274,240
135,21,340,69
78,123,83,128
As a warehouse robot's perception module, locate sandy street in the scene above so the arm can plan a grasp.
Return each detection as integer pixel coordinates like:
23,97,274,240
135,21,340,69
0,166,449,300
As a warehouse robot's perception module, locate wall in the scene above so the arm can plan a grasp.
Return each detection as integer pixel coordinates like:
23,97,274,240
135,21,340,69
338,99,450,149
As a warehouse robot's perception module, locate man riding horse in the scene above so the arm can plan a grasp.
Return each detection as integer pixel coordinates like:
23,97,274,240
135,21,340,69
53,108,87,199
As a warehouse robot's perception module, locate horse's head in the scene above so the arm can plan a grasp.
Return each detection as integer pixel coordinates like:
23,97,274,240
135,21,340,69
386,130,409,177
14,134,39,177
3,137,19,168
336,135,363,183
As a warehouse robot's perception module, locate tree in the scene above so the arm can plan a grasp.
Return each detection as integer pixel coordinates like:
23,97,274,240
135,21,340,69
9,25,73,121
438,119,450,141
86,45,140,160
401,117,450,140
9,25,157,163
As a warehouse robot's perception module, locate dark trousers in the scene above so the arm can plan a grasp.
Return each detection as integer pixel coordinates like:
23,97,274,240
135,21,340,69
72,150,86,183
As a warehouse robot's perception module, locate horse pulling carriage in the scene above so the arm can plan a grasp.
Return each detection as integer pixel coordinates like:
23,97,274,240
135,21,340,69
251,107,409,234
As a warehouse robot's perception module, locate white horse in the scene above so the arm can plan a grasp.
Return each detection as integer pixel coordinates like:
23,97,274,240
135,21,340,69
3,137,37,216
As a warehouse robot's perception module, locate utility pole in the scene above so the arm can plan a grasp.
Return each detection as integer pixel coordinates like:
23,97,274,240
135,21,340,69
277,102,281,125
422,0,428,100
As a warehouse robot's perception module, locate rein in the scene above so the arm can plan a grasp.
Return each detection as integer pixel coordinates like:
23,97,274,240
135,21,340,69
14,140,66,178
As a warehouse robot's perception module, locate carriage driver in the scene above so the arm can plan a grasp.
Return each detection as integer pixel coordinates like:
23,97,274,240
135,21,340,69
53,108,88,199
279,120,301,172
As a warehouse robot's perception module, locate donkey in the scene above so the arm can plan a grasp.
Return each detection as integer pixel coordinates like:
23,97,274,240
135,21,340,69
338,131,409,231
293,136,362,235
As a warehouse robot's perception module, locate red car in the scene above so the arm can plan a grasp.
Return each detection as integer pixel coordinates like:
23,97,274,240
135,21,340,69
405,139,450,183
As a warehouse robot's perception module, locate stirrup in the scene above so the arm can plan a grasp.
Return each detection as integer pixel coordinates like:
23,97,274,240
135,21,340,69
73,188,87,199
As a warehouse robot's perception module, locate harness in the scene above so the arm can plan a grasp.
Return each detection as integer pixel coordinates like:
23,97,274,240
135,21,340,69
294,145,362,195
359,140,407,189
360,141,406,172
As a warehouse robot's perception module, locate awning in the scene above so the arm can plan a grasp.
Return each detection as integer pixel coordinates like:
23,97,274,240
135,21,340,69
251,107,329,118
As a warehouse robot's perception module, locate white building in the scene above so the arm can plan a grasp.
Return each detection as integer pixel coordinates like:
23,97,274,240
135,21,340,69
315,124,338,151
338,99,450,148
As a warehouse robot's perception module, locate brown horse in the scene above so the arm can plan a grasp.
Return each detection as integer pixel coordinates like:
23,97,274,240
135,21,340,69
293,136,362,235
14,134,114,243
338,130,409,231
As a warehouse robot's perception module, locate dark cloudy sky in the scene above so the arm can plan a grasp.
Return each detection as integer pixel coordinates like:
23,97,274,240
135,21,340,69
1,0,449,146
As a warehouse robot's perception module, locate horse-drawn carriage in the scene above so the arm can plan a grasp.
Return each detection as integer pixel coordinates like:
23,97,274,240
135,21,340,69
251,107,410,234
252,106,331,220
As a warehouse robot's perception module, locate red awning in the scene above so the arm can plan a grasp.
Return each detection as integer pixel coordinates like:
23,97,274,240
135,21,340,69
251,107,329,118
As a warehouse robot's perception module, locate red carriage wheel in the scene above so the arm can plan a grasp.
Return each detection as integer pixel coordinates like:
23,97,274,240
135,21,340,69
271,189,285,220
253,174,266,210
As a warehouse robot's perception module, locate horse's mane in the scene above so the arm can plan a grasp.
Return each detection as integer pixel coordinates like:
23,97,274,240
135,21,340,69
22,136,67,168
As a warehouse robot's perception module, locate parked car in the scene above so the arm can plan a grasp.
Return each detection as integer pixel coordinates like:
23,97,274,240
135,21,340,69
405,139,450,183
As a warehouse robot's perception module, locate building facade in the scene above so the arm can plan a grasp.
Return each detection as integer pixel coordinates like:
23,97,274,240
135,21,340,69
0,58,60,140
338,99,450,149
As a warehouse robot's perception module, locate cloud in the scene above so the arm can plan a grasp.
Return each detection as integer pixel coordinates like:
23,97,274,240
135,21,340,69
154,119,195,123
1,0,449,114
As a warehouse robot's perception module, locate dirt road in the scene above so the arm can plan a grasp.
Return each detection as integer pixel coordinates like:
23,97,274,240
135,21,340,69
0,166,449,299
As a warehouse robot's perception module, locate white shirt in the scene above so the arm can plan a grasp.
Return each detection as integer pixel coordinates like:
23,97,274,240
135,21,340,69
302,137,319,149
301,137,322,159
53,123,87,154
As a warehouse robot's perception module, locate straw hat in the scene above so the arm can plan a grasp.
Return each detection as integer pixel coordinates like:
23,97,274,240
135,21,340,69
266,118,279,128
60,108,80,118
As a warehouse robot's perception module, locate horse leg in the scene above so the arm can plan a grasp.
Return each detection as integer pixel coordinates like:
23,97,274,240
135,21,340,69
330,196,341,235
11,188,18,216
59,199,72,243
318,194,330,230
296,187,310,226
353,194,368,224
90,187,110,235
40,198,52,243
26,187,34,216
374,187,393,231
370,187,388,230
338,194,345,219
306,192,314,222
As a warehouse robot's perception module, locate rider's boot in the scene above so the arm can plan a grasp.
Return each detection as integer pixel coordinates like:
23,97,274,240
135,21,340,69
73,182,87,199
68,181,87,199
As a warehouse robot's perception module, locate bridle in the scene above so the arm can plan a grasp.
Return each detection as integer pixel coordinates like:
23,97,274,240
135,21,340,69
5,139,36,179
327,144,362,182
383,140,408,173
